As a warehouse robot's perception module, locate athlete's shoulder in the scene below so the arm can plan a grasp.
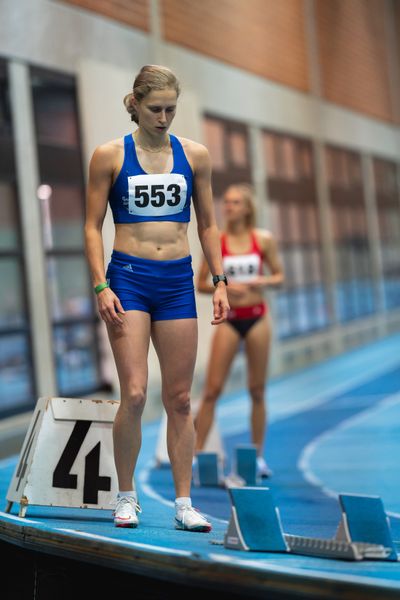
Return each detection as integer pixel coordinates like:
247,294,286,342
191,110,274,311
254,227,274,239
176,137,210,163
91,137,124,161
254,228,275,252
90,137,124,172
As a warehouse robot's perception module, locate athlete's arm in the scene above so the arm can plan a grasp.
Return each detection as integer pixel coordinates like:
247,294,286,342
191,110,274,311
191,143,230,323
196,256,215,294
249,230,285,290
84,144,125,325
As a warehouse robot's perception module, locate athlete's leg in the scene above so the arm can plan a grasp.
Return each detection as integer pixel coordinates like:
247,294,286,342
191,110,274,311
151,318,198,498
244,313,271,455
106,311,151,491
194,322,241,452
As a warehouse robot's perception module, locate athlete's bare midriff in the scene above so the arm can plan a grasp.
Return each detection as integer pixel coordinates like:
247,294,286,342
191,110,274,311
114,221,190,260
229,287,265,309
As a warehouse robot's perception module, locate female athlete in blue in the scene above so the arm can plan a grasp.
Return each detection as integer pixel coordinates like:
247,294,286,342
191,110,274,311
84,65,229,531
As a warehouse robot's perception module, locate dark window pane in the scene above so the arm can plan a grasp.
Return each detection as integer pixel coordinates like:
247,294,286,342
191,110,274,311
204,115,252,198
54,324,99,395
327,146,375,322
264,131,327,338
0,138,15,177
0,61,12,136
0,334,34,412
0,60,35,414
32,80,80,147
276,292,291,339
31,66,103,394
0,182,20,249
37,145,84,183
39,183,85,250
0,258,27,328
47,256,93,321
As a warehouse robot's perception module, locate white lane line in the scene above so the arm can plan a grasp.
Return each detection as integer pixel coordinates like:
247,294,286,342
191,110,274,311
137,459,175,510
298,391,400,518
140,356,400,514
137,459,228,525
218,354,400,424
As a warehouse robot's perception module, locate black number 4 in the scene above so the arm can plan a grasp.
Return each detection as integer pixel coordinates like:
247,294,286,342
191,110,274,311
52,420,111,504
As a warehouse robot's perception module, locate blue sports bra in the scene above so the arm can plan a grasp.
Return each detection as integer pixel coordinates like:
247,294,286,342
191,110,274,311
108,133,193,223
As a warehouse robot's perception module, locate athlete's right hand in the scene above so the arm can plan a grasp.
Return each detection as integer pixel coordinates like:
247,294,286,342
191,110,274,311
97,288,126,326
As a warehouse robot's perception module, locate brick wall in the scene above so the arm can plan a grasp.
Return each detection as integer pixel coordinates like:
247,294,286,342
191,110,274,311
161,0,309,92
59,0,150,32
59,0,399,123
315,0,393,122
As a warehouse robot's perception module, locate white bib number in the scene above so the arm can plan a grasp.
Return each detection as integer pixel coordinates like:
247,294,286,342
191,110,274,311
126,173,187,216
223,253,261,283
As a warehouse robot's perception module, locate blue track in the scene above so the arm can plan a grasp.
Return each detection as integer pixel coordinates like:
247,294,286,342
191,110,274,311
1,333,400,594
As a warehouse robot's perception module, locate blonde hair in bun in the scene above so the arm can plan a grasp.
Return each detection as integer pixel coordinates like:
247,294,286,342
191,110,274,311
123,65,180,123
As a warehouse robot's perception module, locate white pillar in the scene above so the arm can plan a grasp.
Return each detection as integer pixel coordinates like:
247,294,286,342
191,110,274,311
8,60,57,396
149,0,164,65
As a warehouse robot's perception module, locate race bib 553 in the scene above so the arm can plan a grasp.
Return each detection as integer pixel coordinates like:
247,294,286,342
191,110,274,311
126,173,187,216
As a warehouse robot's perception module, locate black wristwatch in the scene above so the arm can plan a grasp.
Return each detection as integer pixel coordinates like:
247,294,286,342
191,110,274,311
212,274,228,286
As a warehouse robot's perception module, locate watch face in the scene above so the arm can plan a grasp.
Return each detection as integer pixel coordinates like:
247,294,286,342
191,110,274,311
213,275,227,285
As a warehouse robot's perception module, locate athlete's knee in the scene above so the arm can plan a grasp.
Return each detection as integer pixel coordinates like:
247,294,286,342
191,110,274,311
249,383,265,404
166,389,191,416
203,382,222,403
121,384,147,414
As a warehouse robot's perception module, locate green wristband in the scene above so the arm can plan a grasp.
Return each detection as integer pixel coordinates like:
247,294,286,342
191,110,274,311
94,282,109,295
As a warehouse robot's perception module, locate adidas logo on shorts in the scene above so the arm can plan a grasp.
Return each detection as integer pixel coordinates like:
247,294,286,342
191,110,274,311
122,264,133,271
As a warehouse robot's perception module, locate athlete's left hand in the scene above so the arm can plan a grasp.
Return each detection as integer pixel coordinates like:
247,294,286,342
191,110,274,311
212,284,230,325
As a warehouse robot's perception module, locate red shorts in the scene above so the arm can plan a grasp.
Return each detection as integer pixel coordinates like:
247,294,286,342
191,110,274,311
228,302,267,321
226,303,267,338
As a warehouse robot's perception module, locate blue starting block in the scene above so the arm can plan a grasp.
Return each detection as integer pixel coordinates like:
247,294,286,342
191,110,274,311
335,494,398,561
193,452,223,487
224,488,398,561
224,487,288,552
234,444,258,486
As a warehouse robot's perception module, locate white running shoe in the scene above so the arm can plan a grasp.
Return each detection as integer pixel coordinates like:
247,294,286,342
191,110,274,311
175,505,212,532
257,456,273,478
113,496,141,528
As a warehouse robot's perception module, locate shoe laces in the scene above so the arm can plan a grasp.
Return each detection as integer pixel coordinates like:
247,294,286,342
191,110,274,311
179,505,207,526
115,496,142,514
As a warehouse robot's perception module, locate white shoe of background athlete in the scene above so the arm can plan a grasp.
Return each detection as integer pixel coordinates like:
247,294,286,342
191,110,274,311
113,496,141,528
175,505,212,532
223,472,246,489
257,456,273,478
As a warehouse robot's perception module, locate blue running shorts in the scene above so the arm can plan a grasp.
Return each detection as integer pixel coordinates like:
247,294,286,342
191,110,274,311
105,250,197,321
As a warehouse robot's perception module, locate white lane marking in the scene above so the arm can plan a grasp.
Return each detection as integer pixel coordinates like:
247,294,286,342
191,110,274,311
137,459,228,525
139,355,400,514
298,391,400,518
217,354,400,424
